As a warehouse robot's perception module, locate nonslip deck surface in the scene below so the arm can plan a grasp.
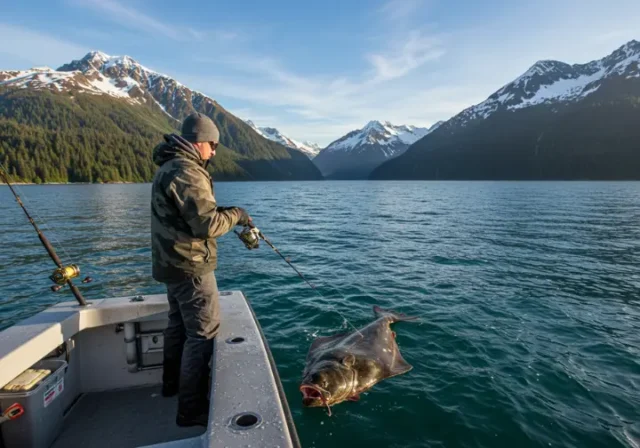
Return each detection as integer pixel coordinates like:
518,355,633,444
51,385,204,448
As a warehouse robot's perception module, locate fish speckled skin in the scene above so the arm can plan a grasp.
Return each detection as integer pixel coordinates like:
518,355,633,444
300,306,416,411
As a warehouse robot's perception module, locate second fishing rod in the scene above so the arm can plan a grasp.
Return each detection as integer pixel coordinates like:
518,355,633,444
0,165,91,306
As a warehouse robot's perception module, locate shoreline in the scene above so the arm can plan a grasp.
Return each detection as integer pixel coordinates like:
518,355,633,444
0,181,138,186
3,177,640,187
3,179,640,186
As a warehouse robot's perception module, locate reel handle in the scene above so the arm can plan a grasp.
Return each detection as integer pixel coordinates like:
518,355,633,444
236,225,261,250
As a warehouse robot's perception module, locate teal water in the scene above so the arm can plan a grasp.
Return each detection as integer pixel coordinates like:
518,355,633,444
1,181,639,448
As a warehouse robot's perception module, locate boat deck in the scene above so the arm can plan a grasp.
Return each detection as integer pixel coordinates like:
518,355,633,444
51,385,204,448
0,292,300,448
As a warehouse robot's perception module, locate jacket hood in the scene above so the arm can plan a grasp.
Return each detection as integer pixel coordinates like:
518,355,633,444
153,134,204,167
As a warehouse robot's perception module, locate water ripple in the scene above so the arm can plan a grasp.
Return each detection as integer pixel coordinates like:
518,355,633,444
1,181,640,447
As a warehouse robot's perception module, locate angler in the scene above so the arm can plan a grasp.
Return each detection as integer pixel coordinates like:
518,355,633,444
150,113,251,427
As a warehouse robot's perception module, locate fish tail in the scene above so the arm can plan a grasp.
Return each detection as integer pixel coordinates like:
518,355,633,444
373,305,419,322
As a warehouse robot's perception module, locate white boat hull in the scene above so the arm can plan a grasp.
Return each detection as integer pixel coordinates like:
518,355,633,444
0,291,300,448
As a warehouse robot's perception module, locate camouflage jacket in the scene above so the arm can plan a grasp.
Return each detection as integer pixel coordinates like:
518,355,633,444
151,134,242,283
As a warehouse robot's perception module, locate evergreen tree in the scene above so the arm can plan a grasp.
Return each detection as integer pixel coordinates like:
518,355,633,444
0,86,322,183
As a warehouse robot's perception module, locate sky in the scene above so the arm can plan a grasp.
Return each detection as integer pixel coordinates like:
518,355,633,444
1,0,639,146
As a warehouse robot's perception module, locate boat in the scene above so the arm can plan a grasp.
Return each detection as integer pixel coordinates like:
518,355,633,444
0,291,301,447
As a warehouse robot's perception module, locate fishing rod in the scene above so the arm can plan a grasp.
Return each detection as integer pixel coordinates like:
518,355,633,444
235,225,317,290
0,167,89,306
235,224,364,337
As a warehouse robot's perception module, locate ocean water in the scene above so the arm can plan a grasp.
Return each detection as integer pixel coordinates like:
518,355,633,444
0,181,639,448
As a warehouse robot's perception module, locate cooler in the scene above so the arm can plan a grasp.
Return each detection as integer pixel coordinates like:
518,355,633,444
0,359,68,448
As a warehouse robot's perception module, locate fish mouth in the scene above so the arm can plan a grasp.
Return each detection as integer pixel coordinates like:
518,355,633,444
300,384,324,402
300,384,334,416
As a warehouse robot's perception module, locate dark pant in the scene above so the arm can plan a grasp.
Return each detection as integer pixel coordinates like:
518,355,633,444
163,272,220,416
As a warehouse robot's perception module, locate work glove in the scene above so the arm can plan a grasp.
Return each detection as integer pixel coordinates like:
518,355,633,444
235,207,252,226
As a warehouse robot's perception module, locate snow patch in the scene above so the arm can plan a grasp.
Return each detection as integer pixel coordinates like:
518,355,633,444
324,120,434,157
245,120,321,158
453,40,640,125
87,75,133,98
510,68,604,110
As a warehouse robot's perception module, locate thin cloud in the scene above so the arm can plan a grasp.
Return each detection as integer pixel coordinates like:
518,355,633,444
592,29,638,44
367,31,445,82
286,108,330,121
200,2,640,146
75,0,239,43
379,0,427,23
172,43,455,146
273,122,362,146
0,24,88,68
8,1,637,148
231,108,279,125
79,0,181,40
204,28,446,119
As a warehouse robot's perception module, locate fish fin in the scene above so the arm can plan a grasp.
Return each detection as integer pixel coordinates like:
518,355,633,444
389,350,413,377
348,395,360,402
373,306,419,323
308,333,349,354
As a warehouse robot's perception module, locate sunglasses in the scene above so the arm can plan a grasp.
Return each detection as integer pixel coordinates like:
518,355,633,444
210,141,219,150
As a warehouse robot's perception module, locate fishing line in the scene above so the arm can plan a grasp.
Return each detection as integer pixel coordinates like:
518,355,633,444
13,189,74,265
0,163,89,305
0,161,74,265
236,225,364,338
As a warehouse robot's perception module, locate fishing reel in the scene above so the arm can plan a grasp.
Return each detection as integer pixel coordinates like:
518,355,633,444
50,264,81,285
49,264,93,292
235,226,262,250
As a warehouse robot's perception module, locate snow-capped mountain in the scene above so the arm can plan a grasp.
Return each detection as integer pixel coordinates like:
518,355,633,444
324,120,434,156
55,51,212,121
313,120,440,178
0,51,323,181
245,120,321,158
451,40,640,127
0,65,153,103
0,51,212,121
372,40,640,180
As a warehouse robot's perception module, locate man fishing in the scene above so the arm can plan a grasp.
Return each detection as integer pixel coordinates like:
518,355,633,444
150,112,251,427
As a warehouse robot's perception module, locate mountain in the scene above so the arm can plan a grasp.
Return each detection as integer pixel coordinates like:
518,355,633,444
372,40,640,180
0,84,176,183
313,120,440,179
0,66,157,104
0,51,322,183
245,120,321,158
